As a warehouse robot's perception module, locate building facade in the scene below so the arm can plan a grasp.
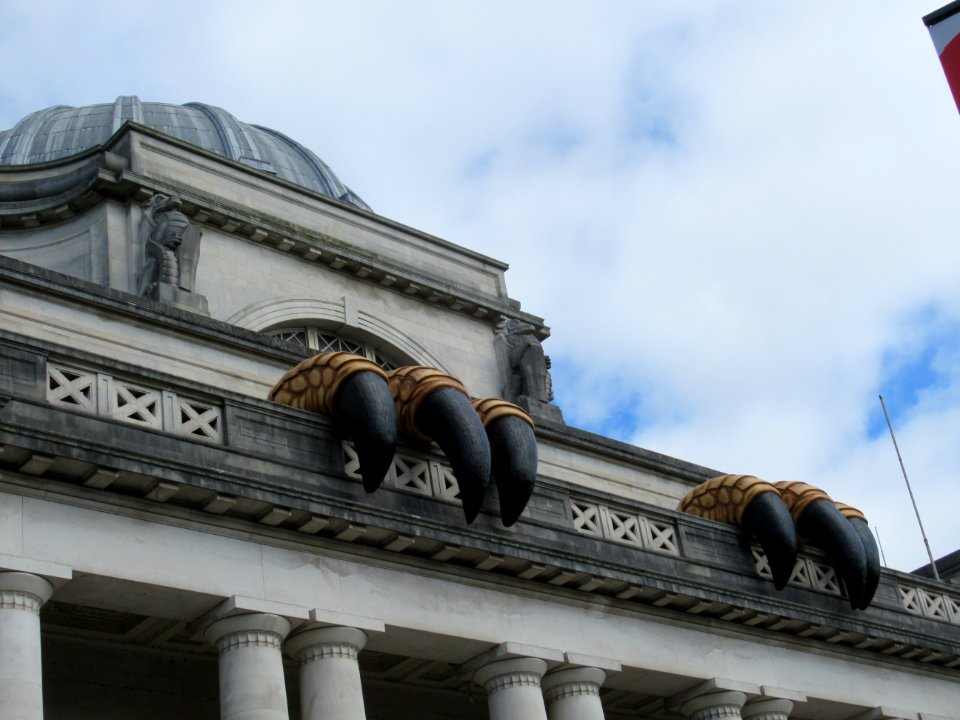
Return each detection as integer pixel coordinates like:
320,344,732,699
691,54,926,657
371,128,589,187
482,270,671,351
0,98,957,720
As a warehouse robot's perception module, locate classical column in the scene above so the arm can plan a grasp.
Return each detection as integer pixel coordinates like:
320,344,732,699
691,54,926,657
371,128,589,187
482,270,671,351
285,626,369,720
680,691,748,720
0,572,54,720
742,698,795,720
542,666,607,720
204,612,292,720
474,657,549,720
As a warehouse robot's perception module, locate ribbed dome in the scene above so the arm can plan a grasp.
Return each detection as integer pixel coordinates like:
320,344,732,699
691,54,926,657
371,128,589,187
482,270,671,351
0,96,370,211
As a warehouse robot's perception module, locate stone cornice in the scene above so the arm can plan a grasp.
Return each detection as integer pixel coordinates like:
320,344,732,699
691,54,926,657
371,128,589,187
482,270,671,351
123,123,510,268
119,167,545,333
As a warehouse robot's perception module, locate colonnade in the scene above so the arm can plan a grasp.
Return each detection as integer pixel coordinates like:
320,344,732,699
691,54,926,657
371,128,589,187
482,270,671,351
0,570,890,720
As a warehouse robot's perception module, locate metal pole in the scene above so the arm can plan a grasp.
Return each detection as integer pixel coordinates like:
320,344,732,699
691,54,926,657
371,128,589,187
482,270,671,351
878,394,940,580
873,525,887,567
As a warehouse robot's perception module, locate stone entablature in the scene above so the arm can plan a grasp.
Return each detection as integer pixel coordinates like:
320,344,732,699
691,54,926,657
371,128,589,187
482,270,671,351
0,125,548,339
0,335,958,672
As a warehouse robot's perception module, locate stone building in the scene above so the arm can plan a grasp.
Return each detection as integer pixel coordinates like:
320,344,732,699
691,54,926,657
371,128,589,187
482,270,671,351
0,97,957,720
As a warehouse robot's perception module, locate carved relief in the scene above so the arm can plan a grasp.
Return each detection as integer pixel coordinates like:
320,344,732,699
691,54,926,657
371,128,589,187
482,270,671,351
138,194,207,313
496,318,553,404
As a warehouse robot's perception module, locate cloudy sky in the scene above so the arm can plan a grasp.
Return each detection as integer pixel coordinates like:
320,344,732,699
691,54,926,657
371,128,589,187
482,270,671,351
2,1,958,574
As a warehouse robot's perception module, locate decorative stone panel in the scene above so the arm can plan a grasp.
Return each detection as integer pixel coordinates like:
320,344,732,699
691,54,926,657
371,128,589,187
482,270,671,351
47,362,222,443
570,499,679,557
46,365,97,412
898,584,960,624
108,380,162,429
753,548,842,597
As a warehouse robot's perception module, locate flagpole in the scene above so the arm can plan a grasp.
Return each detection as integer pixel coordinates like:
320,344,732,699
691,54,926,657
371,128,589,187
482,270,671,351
878,395,940,580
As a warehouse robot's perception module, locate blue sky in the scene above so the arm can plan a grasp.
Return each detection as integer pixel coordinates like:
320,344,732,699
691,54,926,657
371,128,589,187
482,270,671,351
2,0,958,572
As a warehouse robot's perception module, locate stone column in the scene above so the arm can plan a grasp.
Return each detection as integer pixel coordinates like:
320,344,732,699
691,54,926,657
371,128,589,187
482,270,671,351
204,612,292,720
742,698,794,720
680,691,748,720
285,626,369,720
542,666,607,720
0,572,54,720
474,657,549,720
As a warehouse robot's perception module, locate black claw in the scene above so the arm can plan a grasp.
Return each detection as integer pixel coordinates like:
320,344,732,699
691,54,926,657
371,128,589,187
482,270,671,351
484,415,538,527
848,517,880,610
741,493,798,590
332,371,398,493
796,499,868,609
415,387,492,523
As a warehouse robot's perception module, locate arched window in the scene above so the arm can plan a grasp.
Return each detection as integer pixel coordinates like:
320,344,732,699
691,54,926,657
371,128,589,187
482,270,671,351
266,326,402,371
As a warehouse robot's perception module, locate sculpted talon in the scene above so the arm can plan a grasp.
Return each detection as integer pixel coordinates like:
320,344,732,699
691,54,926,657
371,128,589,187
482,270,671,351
740,492,798,590
473,398,537,527
776,482,868,610
388,367,492,524
679,475,797,590
332,372,398,492
269,352,397,492
836,502,881,610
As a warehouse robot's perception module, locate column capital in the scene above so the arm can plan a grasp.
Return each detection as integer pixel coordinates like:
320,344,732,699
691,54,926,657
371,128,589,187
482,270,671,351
681,691,748,720
541,666,606,704
742,698,794,720
474,657,548,694
285,625,369,663
0,572,54,613
203,612,292,654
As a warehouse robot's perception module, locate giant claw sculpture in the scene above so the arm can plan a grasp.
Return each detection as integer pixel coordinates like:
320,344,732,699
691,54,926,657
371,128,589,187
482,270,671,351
678,475,798,590
269,353,539,526
679,476,880,610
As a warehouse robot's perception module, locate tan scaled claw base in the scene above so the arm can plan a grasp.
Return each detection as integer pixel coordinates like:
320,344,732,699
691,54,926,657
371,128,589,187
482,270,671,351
269,351,387,412
678,474,781,525
679,475,798,590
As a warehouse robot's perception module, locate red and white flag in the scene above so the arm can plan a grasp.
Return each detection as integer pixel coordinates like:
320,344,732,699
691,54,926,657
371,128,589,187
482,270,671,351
925,1,960,113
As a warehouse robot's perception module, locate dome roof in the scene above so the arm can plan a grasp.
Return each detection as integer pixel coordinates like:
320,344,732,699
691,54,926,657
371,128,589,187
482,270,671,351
0,96,370,211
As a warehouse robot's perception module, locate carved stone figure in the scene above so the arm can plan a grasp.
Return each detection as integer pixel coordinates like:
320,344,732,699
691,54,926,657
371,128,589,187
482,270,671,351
497,319,553,404
138,194,206,313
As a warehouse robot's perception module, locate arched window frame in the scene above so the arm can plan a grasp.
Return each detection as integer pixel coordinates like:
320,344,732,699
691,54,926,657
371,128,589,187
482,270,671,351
267,326,402,371
229,295,449,372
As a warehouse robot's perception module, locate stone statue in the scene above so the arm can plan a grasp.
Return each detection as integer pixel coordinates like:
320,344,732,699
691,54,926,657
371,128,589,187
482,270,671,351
138,194,207,313
496,319,554,404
